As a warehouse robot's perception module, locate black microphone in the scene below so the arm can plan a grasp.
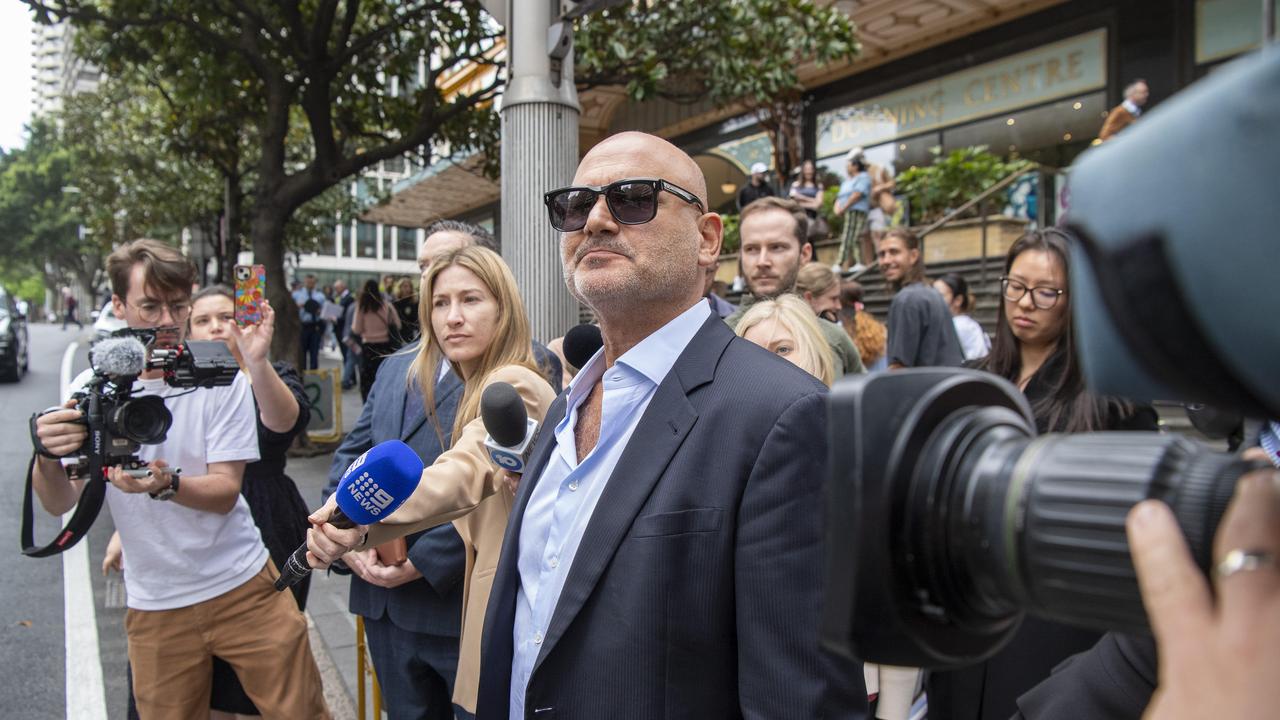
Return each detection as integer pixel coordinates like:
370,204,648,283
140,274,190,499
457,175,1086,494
275,439,425,591
563,323,603,370
481,382,538,473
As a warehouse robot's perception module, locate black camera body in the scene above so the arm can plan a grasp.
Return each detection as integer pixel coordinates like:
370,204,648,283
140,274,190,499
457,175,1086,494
59,328,239,472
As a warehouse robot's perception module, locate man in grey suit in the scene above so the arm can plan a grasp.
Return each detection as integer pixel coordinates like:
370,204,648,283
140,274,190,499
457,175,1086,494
466,132,864,718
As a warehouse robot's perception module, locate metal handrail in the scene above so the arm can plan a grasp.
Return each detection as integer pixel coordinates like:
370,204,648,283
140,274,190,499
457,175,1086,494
917,162,1054,240
847,162,1056,282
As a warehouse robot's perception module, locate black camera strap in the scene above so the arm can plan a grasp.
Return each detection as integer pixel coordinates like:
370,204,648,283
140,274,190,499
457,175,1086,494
20,450,107,558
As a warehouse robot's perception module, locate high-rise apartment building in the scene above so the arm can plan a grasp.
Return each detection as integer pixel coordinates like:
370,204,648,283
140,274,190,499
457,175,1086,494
30,20,100,116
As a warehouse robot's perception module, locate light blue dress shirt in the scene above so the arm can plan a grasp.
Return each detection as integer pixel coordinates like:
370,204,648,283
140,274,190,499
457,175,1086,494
509,300,711,718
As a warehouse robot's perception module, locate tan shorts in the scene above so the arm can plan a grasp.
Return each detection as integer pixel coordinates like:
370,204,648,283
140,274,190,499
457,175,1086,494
125,560,331,720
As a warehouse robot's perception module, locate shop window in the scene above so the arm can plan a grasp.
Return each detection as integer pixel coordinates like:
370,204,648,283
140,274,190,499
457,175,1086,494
940,91,1106,167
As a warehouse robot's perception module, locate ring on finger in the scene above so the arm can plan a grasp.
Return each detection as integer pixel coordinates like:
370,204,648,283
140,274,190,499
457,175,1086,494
1214,548,1276,579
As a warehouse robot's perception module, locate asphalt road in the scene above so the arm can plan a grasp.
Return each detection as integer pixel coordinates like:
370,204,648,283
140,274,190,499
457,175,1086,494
0,323,130,718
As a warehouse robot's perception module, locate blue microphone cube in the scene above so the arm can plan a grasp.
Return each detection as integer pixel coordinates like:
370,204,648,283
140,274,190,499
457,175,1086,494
336,439,425,525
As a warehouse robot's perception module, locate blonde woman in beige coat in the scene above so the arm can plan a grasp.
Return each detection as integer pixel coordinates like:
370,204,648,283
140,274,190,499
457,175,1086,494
316,245,555,715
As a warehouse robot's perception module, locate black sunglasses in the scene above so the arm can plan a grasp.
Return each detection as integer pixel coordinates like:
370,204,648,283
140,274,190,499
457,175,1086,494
544,178,705,232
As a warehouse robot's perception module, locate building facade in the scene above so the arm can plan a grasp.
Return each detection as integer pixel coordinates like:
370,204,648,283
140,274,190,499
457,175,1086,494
31,19,100,117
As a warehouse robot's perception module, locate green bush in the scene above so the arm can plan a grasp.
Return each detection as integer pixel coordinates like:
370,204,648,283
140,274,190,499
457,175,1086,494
895,145,1032,226
721,212,741,254
821,185,844,239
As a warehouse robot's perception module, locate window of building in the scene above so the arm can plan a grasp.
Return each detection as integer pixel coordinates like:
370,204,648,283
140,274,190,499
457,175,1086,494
356,221,379,259
396,226,418,262
1196,0,1279,65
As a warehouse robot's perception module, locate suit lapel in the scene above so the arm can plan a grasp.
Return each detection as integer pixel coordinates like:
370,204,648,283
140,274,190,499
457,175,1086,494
532,315,730,674
402,369,462,443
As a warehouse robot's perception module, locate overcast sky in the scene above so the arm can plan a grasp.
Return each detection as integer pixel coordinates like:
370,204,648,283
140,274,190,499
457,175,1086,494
0,2,34,153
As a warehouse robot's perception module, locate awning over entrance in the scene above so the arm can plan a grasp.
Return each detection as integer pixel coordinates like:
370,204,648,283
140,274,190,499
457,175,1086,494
360,153,498,228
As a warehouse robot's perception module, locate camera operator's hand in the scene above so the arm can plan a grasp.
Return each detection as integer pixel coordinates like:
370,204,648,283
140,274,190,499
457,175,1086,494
305,495,368,570
34,399,86,459
1128,467,1280,720
106,459,173,495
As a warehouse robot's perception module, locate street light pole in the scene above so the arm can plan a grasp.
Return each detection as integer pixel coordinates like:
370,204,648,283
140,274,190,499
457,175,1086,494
498,0,581,342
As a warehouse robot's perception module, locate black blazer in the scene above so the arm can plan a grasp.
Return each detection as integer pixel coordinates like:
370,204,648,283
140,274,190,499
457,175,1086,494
475,315,867,719
326,347,467,636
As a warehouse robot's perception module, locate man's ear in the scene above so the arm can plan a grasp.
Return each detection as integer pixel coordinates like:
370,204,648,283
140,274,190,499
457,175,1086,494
111,295,125,320
801,242,813,264
908,248,921,267
696,212,724,266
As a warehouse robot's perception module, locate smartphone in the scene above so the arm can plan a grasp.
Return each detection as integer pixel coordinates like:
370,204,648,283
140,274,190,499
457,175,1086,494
234,264,266,326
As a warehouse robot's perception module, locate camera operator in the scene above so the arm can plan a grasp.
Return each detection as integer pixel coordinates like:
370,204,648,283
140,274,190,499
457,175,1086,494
30,240,329,719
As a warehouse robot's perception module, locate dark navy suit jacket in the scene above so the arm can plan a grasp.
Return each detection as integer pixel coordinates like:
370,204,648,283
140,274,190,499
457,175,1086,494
475,315,867,719
326,347,467,636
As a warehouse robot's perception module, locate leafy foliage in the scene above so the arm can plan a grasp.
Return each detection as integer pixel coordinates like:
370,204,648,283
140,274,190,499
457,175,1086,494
24,0,504,360
575,0,858,175
895,146,1033,226
0,118,106,300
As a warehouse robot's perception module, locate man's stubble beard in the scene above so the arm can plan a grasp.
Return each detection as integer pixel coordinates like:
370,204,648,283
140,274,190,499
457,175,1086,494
747,262,800,301
563,232,701,317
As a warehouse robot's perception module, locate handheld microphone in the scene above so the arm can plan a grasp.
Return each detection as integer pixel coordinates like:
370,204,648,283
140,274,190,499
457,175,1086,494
90,336,148,378
563,323,603,371
481,382,538,474
274,439,424,591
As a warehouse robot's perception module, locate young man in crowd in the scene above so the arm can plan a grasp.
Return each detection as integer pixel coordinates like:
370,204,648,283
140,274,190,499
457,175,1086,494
31,239,329,719
332,278,359,389
736,161,776,210
727,196,864,377
878,227,964,369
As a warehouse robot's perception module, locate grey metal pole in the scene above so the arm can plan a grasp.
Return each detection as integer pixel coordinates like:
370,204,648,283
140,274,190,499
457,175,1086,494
500,0,581,342
1265,0,1276,43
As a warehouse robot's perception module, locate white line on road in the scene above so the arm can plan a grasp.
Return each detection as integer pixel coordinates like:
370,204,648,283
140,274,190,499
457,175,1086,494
60,340,108,720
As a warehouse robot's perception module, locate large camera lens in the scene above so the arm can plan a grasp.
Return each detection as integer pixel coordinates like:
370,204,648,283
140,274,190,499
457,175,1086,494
823,369,1253,669
107,394,172,445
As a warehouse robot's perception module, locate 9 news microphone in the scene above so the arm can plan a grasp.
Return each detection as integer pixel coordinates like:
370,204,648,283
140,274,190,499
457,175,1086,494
274,439,424,591
481,382,538,473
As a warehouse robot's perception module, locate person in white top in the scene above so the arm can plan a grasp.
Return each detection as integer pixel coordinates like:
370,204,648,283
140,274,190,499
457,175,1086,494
934,272,991,361
30,240,329,720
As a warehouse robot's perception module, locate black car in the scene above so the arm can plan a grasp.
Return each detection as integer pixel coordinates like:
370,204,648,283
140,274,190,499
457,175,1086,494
0,284,30,382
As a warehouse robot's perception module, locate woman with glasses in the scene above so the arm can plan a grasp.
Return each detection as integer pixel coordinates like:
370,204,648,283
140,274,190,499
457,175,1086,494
928,229,1157,720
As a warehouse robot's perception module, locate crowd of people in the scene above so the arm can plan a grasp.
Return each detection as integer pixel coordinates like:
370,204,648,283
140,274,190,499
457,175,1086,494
26,111,1279,720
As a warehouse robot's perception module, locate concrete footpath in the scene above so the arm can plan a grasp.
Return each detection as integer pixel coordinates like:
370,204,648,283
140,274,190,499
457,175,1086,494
290,347,373,720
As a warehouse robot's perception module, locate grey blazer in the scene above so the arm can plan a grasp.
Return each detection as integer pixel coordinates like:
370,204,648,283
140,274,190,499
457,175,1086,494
476,315,868,719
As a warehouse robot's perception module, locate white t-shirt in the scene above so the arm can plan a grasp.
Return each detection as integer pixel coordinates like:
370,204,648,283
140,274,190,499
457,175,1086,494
69,369,265,610
953,314,992,361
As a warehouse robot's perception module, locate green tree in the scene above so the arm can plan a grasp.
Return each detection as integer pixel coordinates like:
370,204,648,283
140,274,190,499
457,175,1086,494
26,0,502,360
574,0,859,177
0,118,104,307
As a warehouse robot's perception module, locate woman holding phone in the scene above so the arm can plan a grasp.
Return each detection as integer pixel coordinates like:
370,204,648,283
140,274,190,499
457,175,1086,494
319,245,555,716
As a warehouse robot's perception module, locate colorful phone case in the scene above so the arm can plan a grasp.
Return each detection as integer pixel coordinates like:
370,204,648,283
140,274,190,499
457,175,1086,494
234,264,266,326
